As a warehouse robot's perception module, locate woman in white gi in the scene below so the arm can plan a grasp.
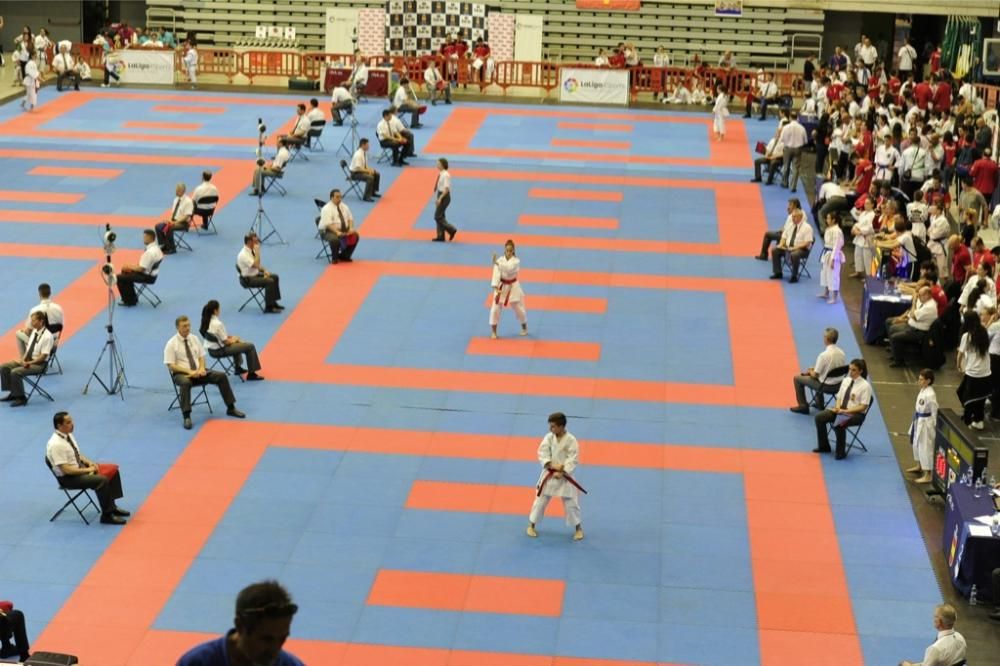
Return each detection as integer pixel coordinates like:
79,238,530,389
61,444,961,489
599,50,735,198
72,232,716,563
712,83,729,141
490,239,527,339
906,368,938,484
183,40,198,89
527,412,584,541
819,212,845,304
20,57,39,112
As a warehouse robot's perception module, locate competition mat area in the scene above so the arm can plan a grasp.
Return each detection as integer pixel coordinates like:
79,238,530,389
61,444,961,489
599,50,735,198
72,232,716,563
0,88,942,665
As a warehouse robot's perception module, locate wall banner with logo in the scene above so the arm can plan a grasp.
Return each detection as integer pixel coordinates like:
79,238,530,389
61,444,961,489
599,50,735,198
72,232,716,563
558,67,629,105
119,50,174,84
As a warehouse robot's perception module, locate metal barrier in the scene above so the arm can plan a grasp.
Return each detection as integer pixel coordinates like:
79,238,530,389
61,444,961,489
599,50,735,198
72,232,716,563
494,61,559,94
238,50,302,83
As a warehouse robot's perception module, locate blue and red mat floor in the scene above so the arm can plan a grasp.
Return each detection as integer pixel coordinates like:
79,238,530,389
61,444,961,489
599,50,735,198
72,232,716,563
0,87,941,665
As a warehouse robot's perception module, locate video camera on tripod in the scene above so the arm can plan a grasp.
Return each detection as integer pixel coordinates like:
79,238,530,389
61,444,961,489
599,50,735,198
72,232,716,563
84,223,128,397
101,224,117,286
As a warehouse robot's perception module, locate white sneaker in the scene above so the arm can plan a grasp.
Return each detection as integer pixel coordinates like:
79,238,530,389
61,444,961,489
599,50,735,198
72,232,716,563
971,421,984,430
100,83,108,88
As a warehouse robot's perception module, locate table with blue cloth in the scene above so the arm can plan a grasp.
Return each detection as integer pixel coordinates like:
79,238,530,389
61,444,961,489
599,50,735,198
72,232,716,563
943,482,1000,602
860,276,912,344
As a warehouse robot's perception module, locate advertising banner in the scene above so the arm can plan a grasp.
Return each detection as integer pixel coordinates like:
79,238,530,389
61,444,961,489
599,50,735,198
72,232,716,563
559,67,629,105
119,50,174,84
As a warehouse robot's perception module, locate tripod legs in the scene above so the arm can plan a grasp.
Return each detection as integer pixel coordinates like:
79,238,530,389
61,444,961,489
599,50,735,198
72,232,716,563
84,330,127,398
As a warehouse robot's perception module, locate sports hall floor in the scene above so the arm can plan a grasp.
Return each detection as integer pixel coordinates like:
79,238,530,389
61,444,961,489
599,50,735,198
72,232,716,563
0,77,970,665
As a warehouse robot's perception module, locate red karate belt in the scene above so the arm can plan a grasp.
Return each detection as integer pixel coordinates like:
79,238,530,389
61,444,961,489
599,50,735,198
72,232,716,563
537,468,588,497
495,277,517,306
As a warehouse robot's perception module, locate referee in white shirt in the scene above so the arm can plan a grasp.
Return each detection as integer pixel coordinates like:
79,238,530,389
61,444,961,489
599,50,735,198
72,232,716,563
350,138,381,201
432,158,457,242
779,115,809,191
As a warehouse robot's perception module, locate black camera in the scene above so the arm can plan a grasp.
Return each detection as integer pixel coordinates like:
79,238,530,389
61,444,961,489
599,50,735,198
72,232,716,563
258,117,266,134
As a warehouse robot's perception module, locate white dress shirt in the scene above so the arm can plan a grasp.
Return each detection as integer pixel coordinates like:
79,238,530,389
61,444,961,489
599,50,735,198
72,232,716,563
331,86,353,104
814,344,847,386
350,147,368,172
168,195,194,222
205,315,229,351
393,86,411,108
917,629,965,666
436,170,451,195
236,246,262,278
271,146,290,171
834,375,872,411
306,108,325,124
319,200,355,234
46,431,84,477
376,119,392,142
191,182,219,205
27,299,65,329
780,220,814,248
20,327,53,362
164,333,206,372
907,299,938,331
389,115,407,134
780,121,808,149
138,242,164,275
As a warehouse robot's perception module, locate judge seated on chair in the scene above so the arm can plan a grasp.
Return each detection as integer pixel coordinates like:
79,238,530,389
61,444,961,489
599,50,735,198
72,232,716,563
252,138,290,196
154,182,194,254
116,229,164,306
319,189,361,264
392,77,425,128
16,283,64,358
769,209,813,283
0,311,52,407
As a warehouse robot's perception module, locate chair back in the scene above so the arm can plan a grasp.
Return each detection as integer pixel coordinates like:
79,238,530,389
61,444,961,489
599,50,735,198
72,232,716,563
308,119,325,138
44,454,61,483
824,364,849,384
236,264,249,288
340,159,351,175
314,198,326,211
48,322,64,335
193,194,219,215
148,258,163,279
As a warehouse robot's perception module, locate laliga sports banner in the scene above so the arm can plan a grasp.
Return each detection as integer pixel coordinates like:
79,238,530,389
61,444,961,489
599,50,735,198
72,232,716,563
118,50,174,84
559,67,629,106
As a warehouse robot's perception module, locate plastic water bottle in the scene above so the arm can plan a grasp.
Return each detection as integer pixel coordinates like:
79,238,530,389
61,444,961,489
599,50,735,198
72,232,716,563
970,584,978,606
991,514,1000,538
975,477,984,498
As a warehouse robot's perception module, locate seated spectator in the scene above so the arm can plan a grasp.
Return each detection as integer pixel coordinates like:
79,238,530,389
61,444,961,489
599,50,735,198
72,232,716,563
46,411,129,524
252,138,290,196
318,189,360,264
755,198,802,261
200,300,264,381
663,80,691,105
0,311,52,406
164,315,246,430
0,600,31,661
330,84,354,124
789,327,846,413
116,229,163,307
154,182,193,254
813,358,871,459
16,282,63,357
594,48,609,67
887,286,938,366
769,208,813,283
899,261,948,316
751,119,786,184
899,604,966,666
52,42,80,91
392,77,425,128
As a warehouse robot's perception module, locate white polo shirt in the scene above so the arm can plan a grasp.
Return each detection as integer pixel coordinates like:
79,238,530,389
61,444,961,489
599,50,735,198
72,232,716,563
27,299,65,329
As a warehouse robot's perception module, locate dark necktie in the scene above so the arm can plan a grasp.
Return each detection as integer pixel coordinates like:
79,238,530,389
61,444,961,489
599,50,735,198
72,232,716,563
171,197,181,221
789,224,798,247
840,379,855,409
433,175,440,194
337,205,348,232
65,434,84,467
24,330,39,362
183,337,197,370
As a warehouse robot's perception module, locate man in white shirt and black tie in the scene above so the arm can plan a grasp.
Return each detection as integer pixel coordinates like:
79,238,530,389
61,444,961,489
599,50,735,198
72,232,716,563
252,138,291,196
191,170,219,206
330,84,354,125
164,315,245,430
236,233,283,313
279,104,310,148
46,411,130,524
350,138,380,202
392,77,425,128
376,108,408,167
769,208,813,282
17,283,64,357
388,108,416,160
0,311,52,406
424,61,451,105
813,359,872,459
53,43,80,91
432,157,457,242
117,229,164,306
155,182,194,254
319,189,360,263
790,327,847,413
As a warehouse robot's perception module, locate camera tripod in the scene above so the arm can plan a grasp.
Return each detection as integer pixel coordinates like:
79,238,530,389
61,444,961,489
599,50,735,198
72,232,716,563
249,180,285,245
337,111,360,159
83,285,128,398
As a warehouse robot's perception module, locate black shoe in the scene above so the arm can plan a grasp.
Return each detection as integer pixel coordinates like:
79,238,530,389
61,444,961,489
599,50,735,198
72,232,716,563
753,255,767,261
0,394,13,402
750,178,762,183
234,366,247,375
183,416,193,430
834,451,847,460
333,121,344,126
246,373,265,381
119,300,137,307
788,277,799,284
412,124,424,129
812,447,831,454
9,399,27,407
409,154,419,159
227,406,246,418
448,229,457,241
339,256,353,262
362,197,374,202
789,406,810,414
888,360,906,368
264,306,282,314
445,100,452,104
273,304,285,310
399,160,410,166
100,514,126,525
742,114,751,118
431,237,445,242
112,506,131,517
769,274,783,280
372,193,382,198
330,257,339,264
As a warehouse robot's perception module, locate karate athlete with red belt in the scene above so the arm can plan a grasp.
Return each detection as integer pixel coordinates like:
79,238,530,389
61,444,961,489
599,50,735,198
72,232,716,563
490,239,528,339
527,412,586,541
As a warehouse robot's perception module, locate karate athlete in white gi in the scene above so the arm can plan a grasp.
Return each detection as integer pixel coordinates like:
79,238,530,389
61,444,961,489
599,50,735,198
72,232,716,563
490,240,527,339
906,368,938,485
527,412,585,541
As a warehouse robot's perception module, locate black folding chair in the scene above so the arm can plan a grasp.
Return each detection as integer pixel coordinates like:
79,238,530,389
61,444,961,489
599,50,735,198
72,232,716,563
135,259,163,308
287,138,309,164
827,396,875,455
376,140,394,165
307,119,326,151
45,326,63,375
46,458,99,525
167,369,213,415
204,333,245,383
805,364,849,409
262,168,287,197
236,265,266,313
172,221,194,252
781,245,813,279
340,160,364,201
193,194,219,235
23,355,55,404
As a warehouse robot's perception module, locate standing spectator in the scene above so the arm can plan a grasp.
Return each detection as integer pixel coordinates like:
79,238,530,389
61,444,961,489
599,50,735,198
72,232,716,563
780,114,808,191
970,148,998,200
183,39,198,89
957,311,992,429
897,37,916,79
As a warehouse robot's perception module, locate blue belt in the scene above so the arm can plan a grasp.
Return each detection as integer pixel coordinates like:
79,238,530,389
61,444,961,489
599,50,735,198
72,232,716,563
910,411,933,444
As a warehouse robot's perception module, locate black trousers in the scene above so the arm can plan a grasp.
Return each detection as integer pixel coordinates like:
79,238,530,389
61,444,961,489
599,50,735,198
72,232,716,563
399,129,416,158
434,192,456,240
772,246,809,279
0,608,30,661
116,271,155,305
103,66,120,85
380,138,403,164
815,196,851,227
814,409,864,456
351,171,379,200
754,157,782,183
57,70,80,91
172,370,236,415
323,231,360,260
243,273,281,308
888,324,928,363
398,102,421,127
331,99,353,124
58,468,124,516
210,342,261,375
759,229,781,258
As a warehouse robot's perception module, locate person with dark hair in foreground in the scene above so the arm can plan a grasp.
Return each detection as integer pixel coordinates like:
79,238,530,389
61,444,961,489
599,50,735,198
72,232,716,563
176,580,304,666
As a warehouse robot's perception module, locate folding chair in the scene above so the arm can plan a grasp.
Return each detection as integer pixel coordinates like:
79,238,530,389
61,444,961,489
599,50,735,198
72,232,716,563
780,247,813,279
167,368,213,415
287,139,309,164
193,194,219,235
205,333,245,383
340,160,365,201
236,265,267,313
262,168,287,197
376,141,394,165
172,221,194,252
46,325,63,375
313,199,334,263
828,396,875,455
46,457,99,525
135,259,163,308
307,119,326,151
805,365,849,409
23,355,54,404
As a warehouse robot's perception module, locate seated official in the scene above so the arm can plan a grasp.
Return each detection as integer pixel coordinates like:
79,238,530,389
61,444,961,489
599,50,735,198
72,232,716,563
349,138,381,202
154,182,194,254
237,233,283,313
813,359,871,460
177,580,304,666
376,108,409,166
424,61,451,105
746,72,779,120
279,104,310,148
392,77,425,128
900,603,966,666
0,311,53,407
52,43,80,91
117,229,164,307
755,198,803,261
0,600,31,661
887,287,938,366
191,170,220,212
813,179,852,227
16,282,64,358
330,84,354,125
306,97,325,125
252,138,291,196
199,300,264,381
319,189,361,263
46,411,130,525
769,209,813,283
790,327,846,413
164,315,246,430
751,119,786,184
348,52,369,97
388,108,416,160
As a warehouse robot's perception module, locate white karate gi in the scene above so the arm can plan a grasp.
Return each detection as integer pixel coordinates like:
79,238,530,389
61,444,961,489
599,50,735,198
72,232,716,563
712,92,729,136
489,256,527,327
183,47,198,84
23,60,39,108
820,225,845,291
908,386,938,471
851,211,875,274
528,431,582,528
